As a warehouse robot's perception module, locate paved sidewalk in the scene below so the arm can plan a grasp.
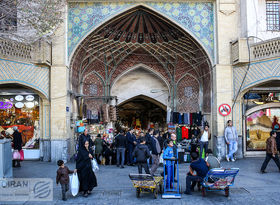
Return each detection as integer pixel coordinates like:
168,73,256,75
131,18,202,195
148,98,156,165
1,158,280,205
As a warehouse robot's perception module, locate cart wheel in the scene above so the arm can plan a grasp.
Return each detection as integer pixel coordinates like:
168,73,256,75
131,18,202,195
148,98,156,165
225,187,229,197
136,188,140,198
201,187,206,197
153,189,158,199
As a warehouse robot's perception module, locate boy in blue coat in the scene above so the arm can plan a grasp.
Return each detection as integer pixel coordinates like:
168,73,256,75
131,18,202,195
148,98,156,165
163,139,176,188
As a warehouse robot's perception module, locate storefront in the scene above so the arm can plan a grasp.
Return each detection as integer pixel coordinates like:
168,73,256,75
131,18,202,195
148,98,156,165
0,85,41,159
243,85,280,156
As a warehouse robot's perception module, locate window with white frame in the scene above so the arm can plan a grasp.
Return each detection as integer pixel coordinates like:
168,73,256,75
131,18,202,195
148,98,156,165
266,0,280,31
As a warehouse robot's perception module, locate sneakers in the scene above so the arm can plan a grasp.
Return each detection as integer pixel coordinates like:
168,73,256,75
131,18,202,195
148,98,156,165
260,170,267,174
226,155,230,162
231,158,235,162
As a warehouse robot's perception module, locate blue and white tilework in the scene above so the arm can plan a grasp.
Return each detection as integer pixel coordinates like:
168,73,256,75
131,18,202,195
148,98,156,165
68,2,214,60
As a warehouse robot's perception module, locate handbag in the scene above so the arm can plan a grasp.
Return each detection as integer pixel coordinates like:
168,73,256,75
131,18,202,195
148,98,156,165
19,150,24,161
70,173,79,196
12,150,21,160
91,159,99,172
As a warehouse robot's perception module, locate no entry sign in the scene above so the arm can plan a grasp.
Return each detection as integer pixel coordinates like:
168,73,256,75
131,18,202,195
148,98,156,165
218,104,231,116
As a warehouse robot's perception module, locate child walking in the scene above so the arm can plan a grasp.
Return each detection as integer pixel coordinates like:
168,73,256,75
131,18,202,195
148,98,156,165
133,138,151,174
163,139,175,188
56,160,77,201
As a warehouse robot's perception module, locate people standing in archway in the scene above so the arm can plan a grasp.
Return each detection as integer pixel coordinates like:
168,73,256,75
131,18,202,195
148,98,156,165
12,126,22,167
145,128,154,152
150,131,161,176
126,128,137,166
78,128,93,152
199,125,211,158
94,134,103,164
115,130,127,168
76,140,97,197
225,120,238,162
260,131,280,173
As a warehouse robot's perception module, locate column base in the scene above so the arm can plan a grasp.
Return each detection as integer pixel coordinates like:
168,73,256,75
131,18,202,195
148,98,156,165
51,139,70,163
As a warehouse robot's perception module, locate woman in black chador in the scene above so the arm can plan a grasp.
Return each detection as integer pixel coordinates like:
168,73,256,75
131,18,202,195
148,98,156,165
76,140,97,197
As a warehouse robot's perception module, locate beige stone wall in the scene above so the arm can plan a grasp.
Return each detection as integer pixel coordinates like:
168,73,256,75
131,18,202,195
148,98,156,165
213,0,239,136
50,6,68,141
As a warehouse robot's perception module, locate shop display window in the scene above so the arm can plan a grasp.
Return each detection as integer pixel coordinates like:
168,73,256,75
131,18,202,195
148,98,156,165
246,108,280,151
0,94,40,149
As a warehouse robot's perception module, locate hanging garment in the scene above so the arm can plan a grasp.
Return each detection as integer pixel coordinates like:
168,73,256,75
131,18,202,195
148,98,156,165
173,112,179,124
178,113,183,124
167,107,172,123
182,126,189,139
183,113,190,124
176,127,182,141
190,113,193,125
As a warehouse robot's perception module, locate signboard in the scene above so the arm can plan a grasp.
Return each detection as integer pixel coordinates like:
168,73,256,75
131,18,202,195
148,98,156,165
218,104,231,116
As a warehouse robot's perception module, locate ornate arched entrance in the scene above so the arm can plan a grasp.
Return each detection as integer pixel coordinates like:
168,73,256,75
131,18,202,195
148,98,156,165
70,5,212,127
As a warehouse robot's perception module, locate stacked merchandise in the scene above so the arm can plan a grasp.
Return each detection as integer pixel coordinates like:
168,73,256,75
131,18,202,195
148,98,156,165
109,105,117,122
102,104,110,123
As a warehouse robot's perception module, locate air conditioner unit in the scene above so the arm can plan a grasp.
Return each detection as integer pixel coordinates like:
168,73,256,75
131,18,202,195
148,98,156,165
32,40,52,66
230,38,249,65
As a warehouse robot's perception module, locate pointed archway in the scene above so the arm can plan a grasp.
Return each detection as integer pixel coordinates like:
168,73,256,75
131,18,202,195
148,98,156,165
117,95,167,129
70,5,212,119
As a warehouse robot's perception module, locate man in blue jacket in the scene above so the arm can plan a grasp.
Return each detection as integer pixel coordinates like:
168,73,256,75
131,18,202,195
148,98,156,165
126,128,137,166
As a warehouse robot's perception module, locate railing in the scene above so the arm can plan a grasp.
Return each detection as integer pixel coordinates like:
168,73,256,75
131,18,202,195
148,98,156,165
251,37,280,61
0,38,33,62
0,38,52,66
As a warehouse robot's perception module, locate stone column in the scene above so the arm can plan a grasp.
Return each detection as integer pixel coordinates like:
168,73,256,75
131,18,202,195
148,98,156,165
50,6,69,162
40,99,51,161
212,0,242,159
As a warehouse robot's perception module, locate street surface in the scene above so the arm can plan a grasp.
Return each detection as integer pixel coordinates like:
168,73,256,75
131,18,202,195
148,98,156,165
1,158,280,205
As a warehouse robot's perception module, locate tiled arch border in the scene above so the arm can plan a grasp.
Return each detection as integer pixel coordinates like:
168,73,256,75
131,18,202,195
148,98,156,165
68,2,215,65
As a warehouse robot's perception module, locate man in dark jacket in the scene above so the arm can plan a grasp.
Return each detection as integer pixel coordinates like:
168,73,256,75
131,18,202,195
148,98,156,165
150,131,161,176
260,130,280,173
133,138,151,174
126,128,137,166
115,130,127,168
12,126,22,167
145,128,154,151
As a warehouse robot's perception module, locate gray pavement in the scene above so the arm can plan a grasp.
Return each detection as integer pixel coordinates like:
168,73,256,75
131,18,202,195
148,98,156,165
1,157,280,205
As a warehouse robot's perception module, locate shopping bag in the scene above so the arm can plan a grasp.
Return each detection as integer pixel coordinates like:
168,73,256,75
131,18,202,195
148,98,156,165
159,153,164,164
91,159,99,172
19,150,24,161
12,150,21,160
70,173,79,196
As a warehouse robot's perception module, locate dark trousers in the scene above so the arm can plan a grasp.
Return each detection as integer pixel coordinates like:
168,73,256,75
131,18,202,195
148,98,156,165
166,165,174,188
12,160,21,167
127,146,134,165
185,175,203,194
117,148,126,166
199,141,208,158
61,183,69,200
95,154,102,164
261,153,280,171
137,163,150,174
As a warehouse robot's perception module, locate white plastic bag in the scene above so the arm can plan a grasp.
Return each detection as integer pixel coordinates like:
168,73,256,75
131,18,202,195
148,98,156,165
159,153,164,164
70,173,79,196
91,159,99,172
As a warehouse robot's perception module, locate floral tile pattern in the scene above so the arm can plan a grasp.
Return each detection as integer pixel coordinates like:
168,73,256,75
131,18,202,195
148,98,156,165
68,2,214,61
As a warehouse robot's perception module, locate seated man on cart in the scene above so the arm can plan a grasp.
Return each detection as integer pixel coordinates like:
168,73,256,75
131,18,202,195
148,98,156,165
184,152,209,195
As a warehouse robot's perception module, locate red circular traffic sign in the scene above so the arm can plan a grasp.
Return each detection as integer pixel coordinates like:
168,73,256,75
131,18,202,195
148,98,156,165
218,104,231,116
